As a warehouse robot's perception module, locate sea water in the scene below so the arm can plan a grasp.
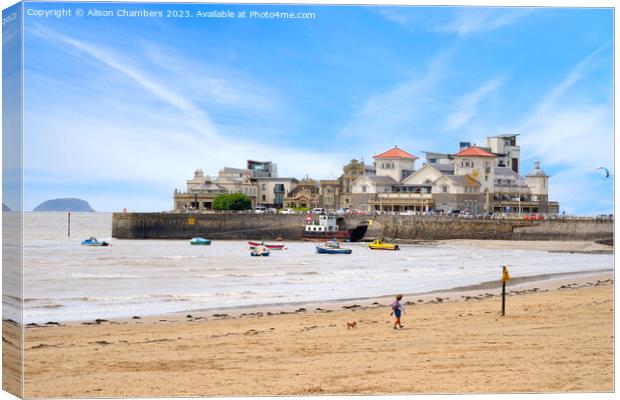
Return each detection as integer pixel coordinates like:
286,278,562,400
8,213,613,323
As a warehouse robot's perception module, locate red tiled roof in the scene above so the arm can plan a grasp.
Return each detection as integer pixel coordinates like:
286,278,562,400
453,146,497,158
373,146,418,160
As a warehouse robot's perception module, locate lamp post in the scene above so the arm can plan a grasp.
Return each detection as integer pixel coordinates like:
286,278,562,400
518,179,522,215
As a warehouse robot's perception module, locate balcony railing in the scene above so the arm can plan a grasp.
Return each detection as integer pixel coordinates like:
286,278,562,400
378,193,432,199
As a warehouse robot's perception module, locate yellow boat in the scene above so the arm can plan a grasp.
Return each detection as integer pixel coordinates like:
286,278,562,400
368,239,400,251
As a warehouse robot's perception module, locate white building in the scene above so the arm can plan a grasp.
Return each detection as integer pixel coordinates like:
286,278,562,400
486,134,521,174
452,146,497,212
373,146,418,182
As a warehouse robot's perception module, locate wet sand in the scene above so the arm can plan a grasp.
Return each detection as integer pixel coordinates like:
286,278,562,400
437,239,613,253
7,272,613,397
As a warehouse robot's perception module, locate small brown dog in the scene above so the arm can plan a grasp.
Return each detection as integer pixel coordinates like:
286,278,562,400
346,321,357,329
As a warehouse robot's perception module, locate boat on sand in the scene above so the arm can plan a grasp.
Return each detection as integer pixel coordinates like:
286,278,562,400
248,241,285,250
81,237,109,247
250,245,271,257
368,239,400,251
316,240,352,254
190,237,211,245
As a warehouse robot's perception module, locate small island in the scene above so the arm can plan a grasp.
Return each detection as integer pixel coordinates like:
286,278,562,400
33,198,94,212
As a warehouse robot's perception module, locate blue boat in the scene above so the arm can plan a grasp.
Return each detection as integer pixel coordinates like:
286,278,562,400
81,237,109,247
190,237,211,246
250,245,271,257
316,240,352,254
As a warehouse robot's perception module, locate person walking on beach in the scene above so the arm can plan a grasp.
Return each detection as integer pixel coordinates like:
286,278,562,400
390,294,404,329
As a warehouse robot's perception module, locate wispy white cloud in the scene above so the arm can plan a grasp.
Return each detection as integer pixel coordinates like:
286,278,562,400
29,25,218,141
338,50,453,153
141,41,283,115
515,45,613,214
548,168,613,215
435,8,534,36
24,26,348,210
376,8,415,31
444,77,504,131
519,44,612,168
532,43,610,118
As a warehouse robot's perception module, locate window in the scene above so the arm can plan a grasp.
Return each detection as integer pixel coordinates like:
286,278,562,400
442,185,448,193
261,184,266,191
262,195,266,201
362,185,367,193
423,179,432,185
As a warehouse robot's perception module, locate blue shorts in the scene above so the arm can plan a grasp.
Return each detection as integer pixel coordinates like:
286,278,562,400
394,309,401,318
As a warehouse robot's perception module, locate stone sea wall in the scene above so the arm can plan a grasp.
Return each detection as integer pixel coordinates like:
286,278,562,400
112,213,614,242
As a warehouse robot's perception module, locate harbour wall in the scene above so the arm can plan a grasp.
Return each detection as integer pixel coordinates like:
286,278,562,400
111,213,614,242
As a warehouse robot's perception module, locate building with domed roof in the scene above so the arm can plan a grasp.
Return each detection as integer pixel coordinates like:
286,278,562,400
283,178,320,209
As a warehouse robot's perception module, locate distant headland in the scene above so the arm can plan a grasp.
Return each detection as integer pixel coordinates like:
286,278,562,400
33,198,94,212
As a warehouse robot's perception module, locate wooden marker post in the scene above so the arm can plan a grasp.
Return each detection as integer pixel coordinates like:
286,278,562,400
501,266,511,316
68,211,71,237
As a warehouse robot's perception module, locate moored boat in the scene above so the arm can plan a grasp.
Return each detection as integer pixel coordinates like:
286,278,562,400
250,245,271,257
248,241,286,250
190,237,211,245
316,240,352,254
368,239,400,251
81,237,109,247
303,215,369,242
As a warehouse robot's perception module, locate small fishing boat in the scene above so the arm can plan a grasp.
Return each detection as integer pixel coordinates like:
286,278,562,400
316,240,352,254
368,239,400,251
248,241,285,250
81,237,109,247
250,245,271,257
190,237,211,246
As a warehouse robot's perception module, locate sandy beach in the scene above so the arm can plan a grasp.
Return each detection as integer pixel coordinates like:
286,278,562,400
436,239,614,253
7,271,613,397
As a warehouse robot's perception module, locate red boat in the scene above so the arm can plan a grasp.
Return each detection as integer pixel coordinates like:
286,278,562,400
248,241,286,250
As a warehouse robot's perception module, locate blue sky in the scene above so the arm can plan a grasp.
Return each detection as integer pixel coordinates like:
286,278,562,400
18,3,613,213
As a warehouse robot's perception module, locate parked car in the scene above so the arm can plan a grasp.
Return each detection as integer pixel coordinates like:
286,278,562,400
336,208,349,215
523,214,544,221
311,208,326,214
280,208,296,215
346,209,361,215
448,209,461,216
254,205,267,214
267,208,278,214
399,210,415,216
458,211,474,219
